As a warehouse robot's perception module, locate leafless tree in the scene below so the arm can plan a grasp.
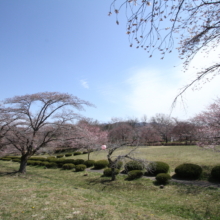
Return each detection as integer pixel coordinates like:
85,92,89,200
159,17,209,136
0,92,93,173
109,0,220,102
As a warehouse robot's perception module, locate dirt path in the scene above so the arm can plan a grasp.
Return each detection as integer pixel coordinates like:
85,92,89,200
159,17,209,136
86,168,220,188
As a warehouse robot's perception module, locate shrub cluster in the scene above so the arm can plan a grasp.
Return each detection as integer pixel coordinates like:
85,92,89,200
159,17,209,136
65,153,72,157
0,158,11,161
211,165,220,181
124,161,143,172
156,173,171,184
83,151,88,154
62,163,75,170
103,168,120,177
84,160,95,167
75,164,86,172
56,155,64,158
147,161,169,176
175,163,202,179
94,160,109,169
127,170,143,180
74,152,82,156
74,159,85,165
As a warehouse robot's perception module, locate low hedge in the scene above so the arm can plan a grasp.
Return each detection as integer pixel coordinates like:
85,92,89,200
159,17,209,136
124,161,144,172
62,163,75,170
94,160,109,169
65,153,72,157
175,163,202,179
45,162,58,168
103,168,120,177
84,160,95,167
0,158,11,161
56,155,64,158
75,164,86,172
156,173,171,184
127,170,143,180
74,159,85,165
211,165,220,181
74,152,82,156
147,161,169,176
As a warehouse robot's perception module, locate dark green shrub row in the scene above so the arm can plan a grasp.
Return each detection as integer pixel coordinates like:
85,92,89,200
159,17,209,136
94,160,109,169
56,155,64,158
65,153,72,157
74,152,82,156
0,158,11,161
103,168,120,177
84,160,95,167
62,163,75,170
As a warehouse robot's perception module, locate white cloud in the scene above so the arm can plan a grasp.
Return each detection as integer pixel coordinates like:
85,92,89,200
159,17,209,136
125,47,220,120
80,80,89,89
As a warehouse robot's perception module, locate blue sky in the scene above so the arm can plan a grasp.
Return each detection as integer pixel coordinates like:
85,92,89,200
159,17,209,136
1,0,220,123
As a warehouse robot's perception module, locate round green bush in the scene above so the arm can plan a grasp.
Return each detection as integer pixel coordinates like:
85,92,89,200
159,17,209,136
64,159,75,164
40,162,50,166
124,161,144,172
94,160,109,169
127,170,143,180
74,159,85,165
75,164,86,172
103,168,120,177
156,173,171,184
74,152,82,156
84,160,95,167
113,161,123,170
56,155,64,158
175,163,202,179
211,165,220,181
62,163,75,170
147,161,169,176
65,153,72,157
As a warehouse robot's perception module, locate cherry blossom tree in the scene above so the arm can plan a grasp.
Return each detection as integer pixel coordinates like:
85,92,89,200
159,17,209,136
0,92,93,173
109,0,220,100
192,97,220,151
74,120,108,160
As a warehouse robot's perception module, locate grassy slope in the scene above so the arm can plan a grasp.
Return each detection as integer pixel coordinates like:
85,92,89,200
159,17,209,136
0,145,220,220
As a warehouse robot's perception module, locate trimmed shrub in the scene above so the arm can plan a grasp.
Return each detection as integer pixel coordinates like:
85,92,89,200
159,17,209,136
47,156,56,160
103,168,120,177
147,161,169,176
75,164,86,172
56,155,64,158
94,160,109,169
0,158,11,161
29,157,47,161
115,161,123,170
65,153,72,157
83,151,88,154
124,161,144,172
127,170,143,180
74,152,82,156
74,159,85,165
62,163,75,170
64,159,75,164
55,159,67,168
27,160,35,165
156,173,171,184
84,160,95,168
175,163,202,179
211,165,220,181
45,162,58,168
40,162,50,167
12,159,21,163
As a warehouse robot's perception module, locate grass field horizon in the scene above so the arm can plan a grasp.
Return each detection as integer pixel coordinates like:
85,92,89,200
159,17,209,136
1,145,220,220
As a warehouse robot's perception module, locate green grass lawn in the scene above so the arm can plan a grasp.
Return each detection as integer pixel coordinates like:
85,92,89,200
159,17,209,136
1,145,220,220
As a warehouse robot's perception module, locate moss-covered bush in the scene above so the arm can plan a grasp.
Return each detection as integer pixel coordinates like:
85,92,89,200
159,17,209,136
84,160,95,167
127,170,143,180
74,159,85,165
211,165,220,181
75,164,86,172
124,161,144,172
103,168,120,177
94,160,109,169
147,161,169,176
156,173,171,184
175,163,202,179
56,155,64,158
62,163,75,170
74,152,82,156
65,153,72,157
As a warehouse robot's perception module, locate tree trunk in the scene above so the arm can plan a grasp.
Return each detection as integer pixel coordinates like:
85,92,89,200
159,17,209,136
111,167,116,181
18,155,28,173
88,152,90,161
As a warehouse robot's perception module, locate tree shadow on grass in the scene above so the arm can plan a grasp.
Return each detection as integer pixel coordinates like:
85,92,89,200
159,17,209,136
0,170,19,177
